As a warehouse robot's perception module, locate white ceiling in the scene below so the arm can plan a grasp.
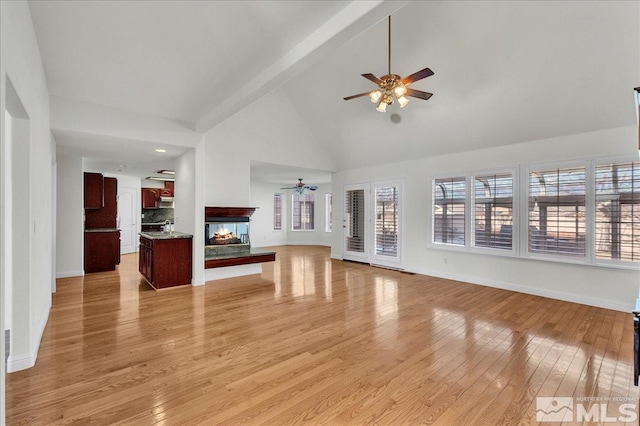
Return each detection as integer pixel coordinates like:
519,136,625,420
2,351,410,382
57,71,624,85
28,1,640,180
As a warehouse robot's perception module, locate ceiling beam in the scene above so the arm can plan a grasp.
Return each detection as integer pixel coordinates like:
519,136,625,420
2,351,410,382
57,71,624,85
195,0,410,133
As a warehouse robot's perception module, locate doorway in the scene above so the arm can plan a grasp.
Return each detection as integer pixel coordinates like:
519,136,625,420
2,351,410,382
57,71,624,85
343,181,403,268
118,186,137,254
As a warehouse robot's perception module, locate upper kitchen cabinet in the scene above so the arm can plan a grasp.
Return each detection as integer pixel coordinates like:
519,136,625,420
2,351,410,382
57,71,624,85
142,188,160,209
160,181,174,197
84,172,104,209
85,177,118,229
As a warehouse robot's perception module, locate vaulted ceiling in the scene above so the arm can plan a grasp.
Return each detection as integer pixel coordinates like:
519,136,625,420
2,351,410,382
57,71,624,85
28,1,639,180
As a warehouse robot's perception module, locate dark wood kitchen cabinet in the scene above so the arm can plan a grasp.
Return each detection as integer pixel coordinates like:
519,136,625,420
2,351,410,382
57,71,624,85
142,188,160,209
139,235,192,289
85,177,117,229
84,172,104,209
85,230,120,273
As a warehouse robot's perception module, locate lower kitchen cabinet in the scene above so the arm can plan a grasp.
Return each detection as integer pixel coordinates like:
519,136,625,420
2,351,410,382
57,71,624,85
84,230,120,273
139,235,192,289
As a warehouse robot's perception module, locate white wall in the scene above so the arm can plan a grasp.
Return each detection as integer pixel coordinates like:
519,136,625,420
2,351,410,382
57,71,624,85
203,87,337,207
250,181,289,248
175,143,206,286
1,0,54,381
332,125,639,312
4,113,13,332
56,147,84,278
56,164,145,278
250,180,333,247
51,96,202,148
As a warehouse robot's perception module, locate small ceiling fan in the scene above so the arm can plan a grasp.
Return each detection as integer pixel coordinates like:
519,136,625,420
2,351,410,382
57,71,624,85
343,15,434,112
281,178,318,194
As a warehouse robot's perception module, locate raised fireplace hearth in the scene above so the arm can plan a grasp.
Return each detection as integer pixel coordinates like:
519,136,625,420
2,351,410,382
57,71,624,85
204,207,276,269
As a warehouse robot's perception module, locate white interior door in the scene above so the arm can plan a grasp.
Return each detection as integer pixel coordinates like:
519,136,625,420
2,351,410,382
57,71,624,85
118,187,137,254
343,184,370,263
371,181,403,268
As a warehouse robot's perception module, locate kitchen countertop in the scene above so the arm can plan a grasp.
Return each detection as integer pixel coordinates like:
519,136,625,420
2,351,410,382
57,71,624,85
85,228,120,233
139,231,193,240
141,222,174,225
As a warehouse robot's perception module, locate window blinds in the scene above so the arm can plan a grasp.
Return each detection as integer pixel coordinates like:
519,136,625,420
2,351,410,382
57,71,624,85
595,161,640,261
528,167,586,257
473,174,513,249
292,193,314,230
345,189,365,252
433,177,466,245
273,193,282,231
375,186,398,257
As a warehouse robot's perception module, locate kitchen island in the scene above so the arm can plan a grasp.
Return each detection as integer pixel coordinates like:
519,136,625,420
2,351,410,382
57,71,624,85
139,231,192,289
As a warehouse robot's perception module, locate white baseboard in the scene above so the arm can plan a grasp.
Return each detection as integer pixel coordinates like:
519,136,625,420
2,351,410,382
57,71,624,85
56,270,84,279
410,266,633,312
7,299,50,373
6,351,35,373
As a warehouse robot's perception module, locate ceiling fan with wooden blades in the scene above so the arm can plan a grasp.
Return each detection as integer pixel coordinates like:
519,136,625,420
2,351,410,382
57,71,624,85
344,16,434,112
280,178,318,194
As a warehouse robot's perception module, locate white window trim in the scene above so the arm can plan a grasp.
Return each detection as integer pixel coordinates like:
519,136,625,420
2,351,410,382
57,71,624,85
371,179,404,267
428,158,640,271
429,173,468,251
523,160,589,263
592,155,640,268
471,168,518,257
273,192,284,233
325,193,332,233
291,192,315,232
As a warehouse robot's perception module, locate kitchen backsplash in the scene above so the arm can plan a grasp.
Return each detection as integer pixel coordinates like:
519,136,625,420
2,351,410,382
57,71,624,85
142,208,174,223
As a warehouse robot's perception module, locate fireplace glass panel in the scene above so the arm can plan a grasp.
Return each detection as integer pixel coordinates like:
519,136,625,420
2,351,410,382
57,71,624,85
205,222,249,246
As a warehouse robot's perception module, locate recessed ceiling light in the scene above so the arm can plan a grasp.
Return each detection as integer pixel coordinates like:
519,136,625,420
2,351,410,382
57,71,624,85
157,170,175,175
155,148,167,153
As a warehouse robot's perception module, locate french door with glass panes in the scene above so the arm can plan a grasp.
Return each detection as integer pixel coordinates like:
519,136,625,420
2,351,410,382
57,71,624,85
343,181,403,268
371,181,402,268
343,184,370,262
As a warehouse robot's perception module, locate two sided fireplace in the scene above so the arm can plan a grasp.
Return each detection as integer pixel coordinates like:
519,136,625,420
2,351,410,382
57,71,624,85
204,207,275,269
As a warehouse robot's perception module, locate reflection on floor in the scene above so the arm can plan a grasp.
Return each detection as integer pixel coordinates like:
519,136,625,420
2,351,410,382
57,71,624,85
6,245,640,424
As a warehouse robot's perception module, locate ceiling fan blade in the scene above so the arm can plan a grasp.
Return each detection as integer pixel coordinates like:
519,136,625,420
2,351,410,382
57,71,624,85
401,67,434,85
343,92,371,101
406,88,433,101
307,186,319,191
361,73,383,85
280,186,298,190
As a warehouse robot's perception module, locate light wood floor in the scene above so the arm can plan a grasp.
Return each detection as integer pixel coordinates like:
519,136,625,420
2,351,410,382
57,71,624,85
6,246,639,425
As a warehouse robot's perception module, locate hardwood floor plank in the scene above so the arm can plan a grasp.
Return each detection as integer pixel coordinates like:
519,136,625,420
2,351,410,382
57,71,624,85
6,245,638,425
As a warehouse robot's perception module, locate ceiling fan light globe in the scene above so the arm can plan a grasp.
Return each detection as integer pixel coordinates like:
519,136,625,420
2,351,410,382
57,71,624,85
397,95,409,108
393,83,407,97
369,90,382,103
376,100,387,112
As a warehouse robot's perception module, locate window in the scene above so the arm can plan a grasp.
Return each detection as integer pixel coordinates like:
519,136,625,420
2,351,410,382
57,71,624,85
528,166,586,257
375,186,399,256
595,161,640,262
273,193,282,231
473,173,513,250
292,193,314,230
433,177,466,246
325,193,332,232
345,188,365,253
